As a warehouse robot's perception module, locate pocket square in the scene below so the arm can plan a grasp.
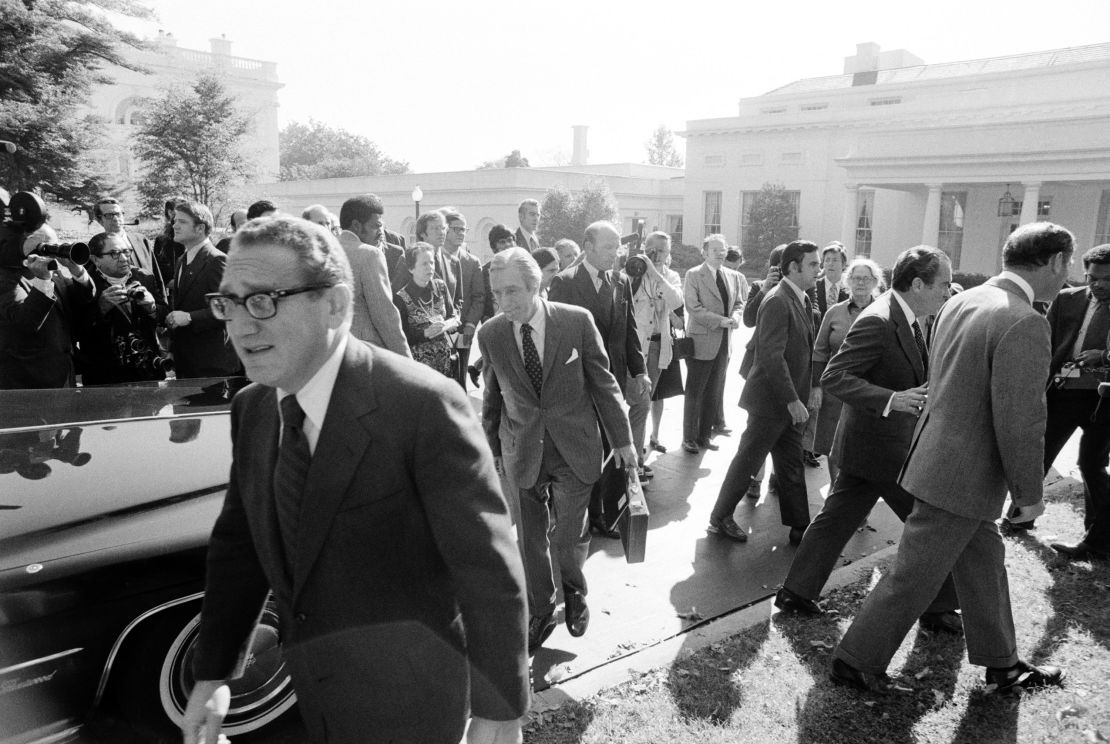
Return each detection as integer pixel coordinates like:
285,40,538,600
566,349,579,364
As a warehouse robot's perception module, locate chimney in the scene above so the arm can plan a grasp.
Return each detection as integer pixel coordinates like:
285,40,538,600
210,35,232,57
571,125,589,166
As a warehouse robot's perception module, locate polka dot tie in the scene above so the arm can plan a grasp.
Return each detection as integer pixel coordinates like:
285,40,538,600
521,323,543,396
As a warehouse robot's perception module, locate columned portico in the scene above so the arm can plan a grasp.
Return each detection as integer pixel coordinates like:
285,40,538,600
1019,182,1042,225
921,184,942,247
841,183,859,255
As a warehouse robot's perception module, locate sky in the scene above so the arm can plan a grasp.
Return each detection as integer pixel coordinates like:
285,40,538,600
122,0,1110,173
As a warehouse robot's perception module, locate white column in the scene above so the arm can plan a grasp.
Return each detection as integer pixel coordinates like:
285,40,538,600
1019,182,1042,225
921,183,942,247
841,183,859,256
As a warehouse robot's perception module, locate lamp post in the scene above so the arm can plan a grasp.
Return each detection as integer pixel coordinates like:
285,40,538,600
412,185,423,220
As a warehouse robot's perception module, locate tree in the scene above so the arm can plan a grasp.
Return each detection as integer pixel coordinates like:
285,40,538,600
743,182,799,270
0,0,152,209
131,74,253,218
645,125,684,168
477,149,530,169
537,179,620,247
279,119,409,181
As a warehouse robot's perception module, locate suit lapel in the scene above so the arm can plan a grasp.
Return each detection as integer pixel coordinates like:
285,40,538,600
498,315,537,402
702,264,722,307
891,298,925,384
540,301,563,387
292,342,376,601
175,244,211,305
244,388,284,585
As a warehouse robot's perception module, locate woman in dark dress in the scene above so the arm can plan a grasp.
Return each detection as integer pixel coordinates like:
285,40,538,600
393,242,458,377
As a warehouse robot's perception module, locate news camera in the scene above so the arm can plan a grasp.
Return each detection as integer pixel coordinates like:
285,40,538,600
1,191,89,269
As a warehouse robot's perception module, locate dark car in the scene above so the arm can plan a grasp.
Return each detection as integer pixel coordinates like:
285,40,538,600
0,379,297,743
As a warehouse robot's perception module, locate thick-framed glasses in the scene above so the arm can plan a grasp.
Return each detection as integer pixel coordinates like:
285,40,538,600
96,250,131,259
449,226,468,235
1084,274,1110,286
206,284,334,321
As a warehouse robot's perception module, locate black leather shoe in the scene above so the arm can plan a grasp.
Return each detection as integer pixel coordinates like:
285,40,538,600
985,660,1066,694
829,658,897,693
804,450,821,468
589,518,619,539
711,424,733,437
564,590,590,637
696,439,720,451
467,364,481,388
527,612,556,656
919,610,963,635
774,587,825,616
682,439,700,454
789,526,806,545
1001,517,1036,533
707,516,748,542
1050,541,1110,561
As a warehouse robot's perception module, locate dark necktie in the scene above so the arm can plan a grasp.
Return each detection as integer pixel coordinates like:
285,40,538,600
803,294,814,332
912,320,929,377
715,269,729,315
521,323,543,396
1081,302,1110,353
274,395,311,575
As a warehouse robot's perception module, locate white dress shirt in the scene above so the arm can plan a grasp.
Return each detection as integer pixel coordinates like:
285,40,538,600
276,334,349,455
511,300,546,364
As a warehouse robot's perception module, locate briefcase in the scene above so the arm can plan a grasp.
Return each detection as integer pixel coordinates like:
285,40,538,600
617,468,649,564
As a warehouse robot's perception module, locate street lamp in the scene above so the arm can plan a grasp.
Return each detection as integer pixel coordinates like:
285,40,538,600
0,140,16,154
411,185,423,219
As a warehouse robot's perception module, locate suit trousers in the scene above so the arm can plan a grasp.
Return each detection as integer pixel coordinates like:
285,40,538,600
683,334,729,443
783,472,959,613
712,411,809,528
453,344,471,390
627,370,651,463
1044,388,1110,550
835,498,1019,673
519,436,596,616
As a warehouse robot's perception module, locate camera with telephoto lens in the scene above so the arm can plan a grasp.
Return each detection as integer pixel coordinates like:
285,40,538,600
624,254,649,279
0,191,90,268
114,330,174,375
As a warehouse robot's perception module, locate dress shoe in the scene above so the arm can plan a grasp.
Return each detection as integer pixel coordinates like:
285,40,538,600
711,424,733,437
804,450,821,468
1050,541,1110,561
564,590,590,637
649,437,667,453
682,439,700,454
774,586,825,616
985,660,1066,694
696,438,720,451
829,658,897,693
589,518,620,539
788,526,806,545
639,464,654,480
919,610,963,635
1001,517,1036,533
707,516,748,542
745,478,762,499
467,364,481,388
527,612,557,656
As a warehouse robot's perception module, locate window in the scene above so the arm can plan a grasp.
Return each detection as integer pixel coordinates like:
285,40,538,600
704,154,725,168
800,103,828,112
1096,190,1110,244
703,192,722,238
761,106,787,114
739,189,800,251
869,96,902,106
855,191,875,257
739,152,763,167
1013,199,1052,218
938,191,967,269
780,152,804,165
667,215,684,247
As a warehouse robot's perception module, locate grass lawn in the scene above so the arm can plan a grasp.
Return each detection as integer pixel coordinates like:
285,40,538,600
525,481,1110,743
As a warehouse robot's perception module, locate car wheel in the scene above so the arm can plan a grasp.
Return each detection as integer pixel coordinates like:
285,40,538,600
111,598,297,739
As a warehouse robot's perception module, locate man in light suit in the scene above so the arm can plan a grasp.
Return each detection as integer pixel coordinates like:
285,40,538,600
709,240,820,544
682,233,746,454
515,199,541,252
776,246,962,635
336,194,410,357
443,208,486,388
1042,243,1110,560
479,247,635,655
181,216,529,744
165,201,240,378
832,223,1073,694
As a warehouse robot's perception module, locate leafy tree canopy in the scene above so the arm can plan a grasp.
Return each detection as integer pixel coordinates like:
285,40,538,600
279,119,409,181
477,149,530,169
537,179,620,247
645,125,683,168
743,182,800,270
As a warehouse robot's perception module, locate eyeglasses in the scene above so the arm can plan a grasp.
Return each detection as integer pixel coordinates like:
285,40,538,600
206,284,335,321
101,212,124,219
449,226,468,235
96,250,130,259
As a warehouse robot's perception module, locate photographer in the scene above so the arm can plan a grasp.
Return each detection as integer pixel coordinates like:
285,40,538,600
0,222,94,389
79,232,170,385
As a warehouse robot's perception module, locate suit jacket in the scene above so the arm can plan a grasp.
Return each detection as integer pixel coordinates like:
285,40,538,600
683,262,745,360
454,248,486,331
900,277,1050,520
822,291,926,483
192,340,529,739
0,266,94,389
337,230,411,357
514,227,539,252
478,301,632,489
170,240,239,378
740,280,814,418
808,277,849,320
119,230,166,299
382,241,404,279
384,228,406,250
79,267,168,385
1046,286,1098,376
548,263,645,390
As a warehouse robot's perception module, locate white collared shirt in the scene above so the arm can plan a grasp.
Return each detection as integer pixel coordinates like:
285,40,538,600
276,334,349,455
891,290,917,327
781,275,808,305
184,239,208,266
998,270,1035,304
582,259,605,291
519,228,538,249
1070,291,1104,358
511,300,546,364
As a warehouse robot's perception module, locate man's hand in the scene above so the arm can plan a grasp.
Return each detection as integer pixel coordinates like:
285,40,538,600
424,320,447,338
1074,349,1104,367
890,384,929,415
808,386,823,410
462,325,476,341
167,310,191,329
466,716,522,744
58,256,87,278
1005,500,1046,526
130,283,156,309
23,255,54,281
613,444,639,470
180,680,230,744
98,284,129,312
764,266,782,291
630,373,651,401
787,399,809,425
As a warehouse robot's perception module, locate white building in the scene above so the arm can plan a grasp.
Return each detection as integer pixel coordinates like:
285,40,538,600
682,42,1110,276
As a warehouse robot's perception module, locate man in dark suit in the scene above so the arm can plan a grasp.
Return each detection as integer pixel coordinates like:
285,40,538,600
0,222,94,389
165,201,240,378
182,216,529,744
443,208,486,388
1043,243,1110,560
479,247,634,654
709,240,820,544
832,222,1073,695
548,221,650,535
515,198,541,252
776,246,961,634
93,197,166,297
215,208,248,253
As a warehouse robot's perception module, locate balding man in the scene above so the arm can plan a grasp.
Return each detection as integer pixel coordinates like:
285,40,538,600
215,209,249,253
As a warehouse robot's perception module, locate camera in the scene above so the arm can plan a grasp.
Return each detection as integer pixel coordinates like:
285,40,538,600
114,331,174,375
1,191,89,269
125,285,147,302
624,254,649,279
33,241,90,267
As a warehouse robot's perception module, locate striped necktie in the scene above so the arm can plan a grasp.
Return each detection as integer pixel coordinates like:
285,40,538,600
274,395,311,575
